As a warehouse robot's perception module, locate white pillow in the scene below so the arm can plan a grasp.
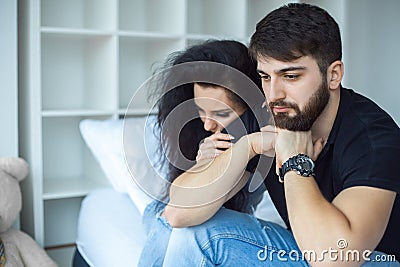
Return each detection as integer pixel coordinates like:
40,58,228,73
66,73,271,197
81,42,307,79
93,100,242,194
79,115,166,215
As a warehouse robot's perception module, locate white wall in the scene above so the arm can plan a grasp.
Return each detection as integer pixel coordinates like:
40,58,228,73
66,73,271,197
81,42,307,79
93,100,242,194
343,0,400,125
0,0,18,156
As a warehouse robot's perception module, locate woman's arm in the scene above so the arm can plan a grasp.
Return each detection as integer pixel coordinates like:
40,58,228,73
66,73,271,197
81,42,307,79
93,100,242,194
162,129,275,227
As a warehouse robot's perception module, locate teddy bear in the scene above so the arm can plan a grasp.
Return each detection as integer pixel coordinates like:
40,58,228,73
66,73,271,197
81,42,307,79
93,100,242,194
0,157,57,267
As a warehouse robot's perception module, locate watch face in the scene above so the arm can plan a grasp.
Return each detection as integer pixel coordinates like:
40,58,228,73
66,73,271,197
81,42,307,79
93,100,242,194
299,161,312,170
295,156,314,176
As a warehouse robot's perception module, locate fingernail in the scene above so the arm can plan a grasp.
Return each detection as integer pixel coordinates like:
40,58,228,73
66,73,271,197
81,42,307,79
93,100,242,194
229,135,235,140
261,101,267,108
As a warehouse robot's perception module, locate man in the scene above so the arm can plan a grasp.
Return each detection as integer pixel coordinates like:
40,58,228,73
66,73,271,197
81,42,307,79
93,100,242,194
160,3,400,266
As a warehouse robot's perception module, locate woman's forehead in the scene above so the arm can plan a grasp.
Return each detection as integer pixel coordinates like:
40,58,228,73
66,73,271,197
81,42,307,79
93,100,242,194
194,84,233,109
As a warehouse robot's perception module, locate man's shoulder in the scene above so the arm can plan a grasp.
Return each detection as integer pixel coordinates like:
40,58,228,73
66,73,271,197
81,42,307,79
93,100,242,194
339,88,399,138
329,89,400,195
332,88,400,164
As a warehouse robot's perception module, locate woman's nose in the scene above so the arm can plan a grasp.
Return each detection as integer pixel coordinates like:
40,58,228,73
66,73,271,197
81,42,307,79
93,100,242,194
203,117,217,132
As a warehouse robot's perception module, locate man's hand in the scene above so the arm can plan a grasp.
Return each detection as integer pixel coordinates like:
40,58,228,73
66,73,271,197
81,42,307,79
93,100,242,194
274,129,324,174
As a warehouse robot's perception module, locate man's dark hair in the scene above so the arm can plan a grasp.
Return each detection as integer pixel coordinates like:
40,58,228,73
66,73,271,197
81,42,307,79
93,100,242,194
249,3,342,75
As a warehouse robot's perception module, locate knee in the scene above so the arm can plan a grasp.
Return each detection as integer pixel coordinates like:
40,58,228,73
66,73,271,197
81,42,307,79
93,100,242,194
167,207,259,249
167,227,203,255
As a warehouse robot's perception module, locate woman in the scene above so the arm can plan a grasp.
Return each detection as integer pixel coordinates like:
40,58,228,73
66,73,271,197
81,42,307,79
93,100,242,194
139,40,266,266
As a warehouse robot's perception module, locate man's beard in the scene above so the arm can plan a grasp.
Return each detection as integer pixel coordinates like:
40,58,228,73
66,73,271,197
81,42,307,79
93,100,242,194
269,79,330,131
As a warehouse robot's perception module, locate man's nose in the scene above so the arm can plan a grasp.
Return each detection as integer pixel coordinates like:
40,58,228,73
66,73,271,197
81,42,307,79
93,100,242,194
267,78,285,102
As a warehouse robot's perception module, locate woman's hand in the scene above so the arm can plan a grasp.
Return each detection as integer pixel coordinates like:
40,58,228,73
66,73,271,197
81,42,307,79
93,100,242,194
248,125,277,158
196,131,234,162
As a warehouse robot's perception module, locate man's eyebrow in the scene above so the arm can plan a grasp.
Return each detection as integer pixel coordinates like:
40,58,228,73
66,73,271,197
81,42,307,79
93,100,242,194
257,69,267,75
275,66,306,74
257,66,306,75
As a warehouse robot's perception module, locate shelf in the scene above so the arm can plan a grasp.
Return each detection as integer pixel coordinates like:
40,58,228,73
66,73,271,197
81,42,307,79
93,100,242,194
118,30,183,40
118,108,155,116
41,27,114,37
119,0,185,34
42,109,114,117
187,0,247,38
42,117,109,186
44,198,82,247
43,177,109,200
41,0,116,30
41,34,117,110
118,37,184,110
186,33,225,41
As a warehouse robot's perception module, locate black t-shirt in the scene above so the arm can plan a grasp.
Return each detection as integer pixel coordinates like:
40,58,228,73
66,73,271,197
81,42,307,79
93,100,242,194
265,87,400,259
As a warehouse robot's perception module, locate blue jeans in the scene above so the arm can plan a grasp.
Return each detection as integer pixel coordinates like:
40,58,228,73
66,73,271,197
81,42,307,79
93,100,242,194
138,201,170,267
140,202,399,266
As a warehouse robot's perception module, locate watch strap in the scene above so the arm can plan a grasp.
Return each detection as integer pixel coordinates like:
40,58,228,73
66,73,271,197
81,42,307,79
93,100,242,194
279,154,315,181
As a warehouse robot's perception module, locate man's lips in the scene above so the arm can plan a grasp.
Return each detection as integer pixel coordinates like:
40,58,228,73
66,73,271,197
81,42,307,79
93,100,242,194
273,106,290,113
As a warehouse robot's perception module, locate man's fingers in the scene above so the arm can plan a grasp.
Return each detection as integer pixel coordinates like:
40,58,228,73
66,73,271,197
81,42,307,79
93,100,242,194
260,125,277,133
312,137,324,160
196,149,224,161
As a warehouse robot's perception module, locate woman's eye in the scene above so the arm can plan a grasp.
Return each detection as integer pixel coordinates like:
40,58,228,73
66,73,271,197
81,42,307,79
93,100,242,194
216,112,231,118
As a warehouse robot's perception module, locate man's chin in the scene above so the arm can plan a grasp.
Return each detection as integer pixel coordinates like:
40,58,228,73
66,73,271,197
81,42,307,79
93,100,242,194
273,118,313,131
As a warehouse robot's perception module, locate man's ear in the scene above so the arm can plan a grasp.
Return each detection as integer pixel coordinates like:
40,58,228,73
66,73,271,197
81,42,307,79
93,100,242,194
327,60,344,90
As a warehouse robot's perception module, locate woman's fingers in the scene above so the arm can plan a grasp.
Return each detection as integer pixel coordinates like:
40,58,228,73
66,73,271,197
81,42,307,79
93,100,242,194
201,137,233,150
204,132,234,142
196,132,235,162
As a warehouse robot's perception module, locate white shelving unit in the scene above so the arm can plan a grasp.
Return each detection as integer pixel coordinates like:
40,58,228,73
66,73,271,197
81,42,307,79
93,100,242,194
19,0,349,265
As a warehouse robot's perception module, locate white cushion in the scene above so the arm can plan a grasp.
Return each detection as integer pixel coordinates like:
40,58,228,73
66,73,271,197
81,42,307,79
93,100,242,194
79,115,166,215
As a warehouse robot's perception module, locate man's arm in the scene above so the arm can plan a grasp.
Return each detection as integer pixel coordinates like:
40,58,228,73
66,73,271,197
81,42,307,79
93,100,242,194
285,174,395,266
162,130,275,228
275,129,396,266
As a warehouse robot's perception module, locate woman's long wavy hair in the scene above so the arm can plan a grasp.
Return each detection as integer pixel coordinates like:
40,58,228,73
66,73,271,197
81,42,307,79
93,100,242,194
152,40,262,213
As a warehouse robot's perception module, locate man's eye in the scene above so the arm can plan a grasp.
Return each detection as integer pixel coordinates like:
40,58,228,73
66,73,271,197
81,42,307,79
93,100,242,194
260,75,270,81
285,74,299,80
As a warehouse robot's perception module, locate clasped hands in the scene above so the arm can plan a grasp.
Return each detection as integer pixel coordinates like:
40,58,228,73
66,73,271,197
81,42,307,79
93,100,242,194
252,126,324,179
196,126,324,181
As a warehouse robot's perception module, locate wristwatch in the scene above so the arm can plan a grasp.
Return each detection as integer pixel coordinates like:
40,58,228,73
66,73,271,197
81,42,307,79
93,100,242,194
279,154,315,181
